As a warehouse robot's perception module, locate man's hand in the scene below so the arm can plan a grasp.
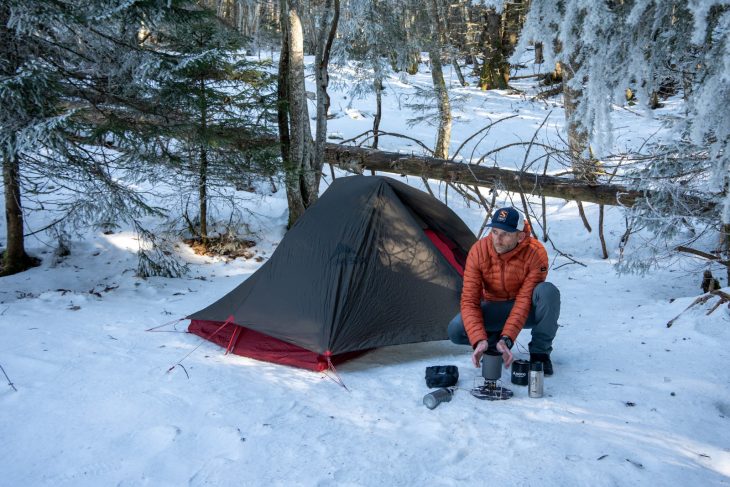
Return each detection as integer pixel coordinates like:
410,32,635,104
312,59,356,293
471,340,487,368
496,339,514,368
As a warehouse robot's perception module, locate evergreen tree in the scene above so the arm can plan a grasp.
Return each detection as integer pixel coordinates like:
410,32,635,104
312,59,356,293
515,1,730,275
146,6,278,246
1,1,278,276
1,2,54,274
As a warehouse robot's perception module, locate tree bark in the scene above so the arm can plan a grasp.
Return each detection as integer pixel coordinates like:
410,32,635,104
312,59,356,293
198,76,209,242
535,42,544,64
1,5,34,276
428,0,452,159
452,59,467,87
562,55,600,234
479,8,509,90
500,0,525,59
312,0,339,205
284,3,311,227
322,143,714,214
562,61,592,177
281,0,339,227
199,144,209,241
373,72,383,149
277,0,291,179
599,204,608,259
2,151,32,275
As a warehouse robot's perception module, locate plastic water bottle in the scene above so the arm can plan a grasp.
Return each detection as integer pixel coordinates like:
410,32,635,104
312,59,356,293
423,388,453,409
528,361,544,398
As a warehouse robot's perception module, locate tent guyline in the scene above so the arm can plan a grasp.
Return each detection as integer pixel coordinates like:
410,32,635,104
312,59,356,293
166,316,234,378
153,316,349,385
145,318,187,333
1,363,17,392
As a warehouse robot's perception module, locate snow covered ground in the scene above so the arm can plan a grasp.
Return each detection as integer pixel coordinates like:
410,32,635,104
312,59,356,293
1,59,729,486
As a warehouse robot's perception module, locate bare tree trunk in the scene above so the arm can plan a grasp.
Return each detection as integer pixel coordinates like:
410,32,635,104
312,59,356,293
430,51,452,159
404,16,420,75
198,77,209,242
500,0,525,58
277,0,302,228
312,0,339,205
535,41,544,64
428,0,452,159
284,2,309,227
452,59,467,87
370,0,383,149
542,155,549,241
373,69,383,149
479,8,509,90
599,204,608,259
199,144,209,241
277,0,291,177
562,61,590,176
722,178,730,284
724,223,730,285
2,151,31,276
283,0,338,227
562,58,598,233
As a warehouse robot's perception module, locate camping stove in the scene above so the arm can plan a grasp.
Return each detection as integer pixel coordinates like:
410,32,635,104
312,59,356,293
470,378,514,401
470,352,513,401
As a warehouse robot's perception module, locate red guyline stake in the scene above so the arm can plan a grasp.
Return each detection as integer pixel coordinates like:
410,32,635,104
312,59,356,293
225,326,241,355
324,351,350,391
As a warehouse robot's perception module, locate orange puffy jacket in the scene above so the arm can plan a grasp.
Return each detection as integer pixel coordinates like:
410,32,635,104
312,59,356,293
460,222,548,347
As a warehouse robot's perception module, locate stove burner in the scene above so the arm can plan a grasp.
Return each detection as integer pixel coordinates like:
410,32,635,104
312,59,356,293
470,378,514,401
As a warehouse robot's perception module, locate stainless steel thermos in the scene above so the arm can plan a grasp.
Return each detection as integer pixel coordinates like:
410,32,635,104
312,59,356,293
528,361,544,398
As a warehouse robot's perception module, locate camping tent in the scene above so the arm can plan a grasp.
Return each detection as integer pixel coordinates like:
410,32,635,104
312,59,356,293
188,175,477,370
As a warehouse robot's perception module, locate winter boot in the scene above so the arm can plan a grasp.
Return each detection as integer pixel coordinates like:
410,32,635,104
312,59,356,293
530,353,553,376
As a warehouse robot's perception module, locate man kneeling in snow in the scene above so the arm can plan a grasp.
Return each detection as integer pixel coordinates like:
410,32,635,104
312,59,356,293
447,207,561,375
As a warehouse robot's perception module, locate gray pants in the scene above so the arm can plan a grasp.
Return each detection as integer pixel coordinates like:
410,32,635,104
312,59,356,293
448,282,561,355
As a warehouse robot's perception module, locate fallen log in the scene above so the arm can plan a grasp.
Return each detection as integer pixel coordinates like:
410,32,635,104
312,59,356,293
66,101,714,213
324,143,714,213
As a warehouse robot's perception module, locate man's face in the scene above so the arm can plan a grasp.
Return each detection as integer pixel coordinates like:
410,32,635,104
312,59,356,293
490,228,525,254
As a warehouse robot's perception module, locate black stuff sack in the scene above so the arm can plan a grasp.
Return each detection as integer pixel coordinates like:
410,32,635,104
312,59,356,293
425,365,459,388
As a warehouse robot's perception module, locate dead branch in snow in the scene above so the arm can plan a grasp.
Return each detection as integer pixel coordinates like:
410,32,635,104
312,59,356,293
0,364,17,392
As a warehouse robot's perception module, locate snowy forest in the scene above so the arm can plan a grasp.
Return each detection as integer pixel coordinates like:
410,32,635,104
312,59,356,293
2,1,730,485
3,0,729,279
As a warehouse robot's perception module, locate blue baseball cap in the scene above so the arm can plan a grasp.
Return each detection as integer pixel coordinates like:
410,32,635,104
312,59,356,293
486,207,525,233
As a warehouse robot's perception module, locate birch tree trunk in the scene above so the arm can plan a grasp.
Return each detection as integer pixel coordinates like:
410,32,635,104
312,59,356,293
284,3,310,227
280,0,339,227
428,0,452,159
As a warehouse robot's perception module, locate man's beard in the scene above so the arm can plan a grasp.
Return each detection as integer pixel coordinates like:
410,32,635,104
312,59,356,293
493,240,518,254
